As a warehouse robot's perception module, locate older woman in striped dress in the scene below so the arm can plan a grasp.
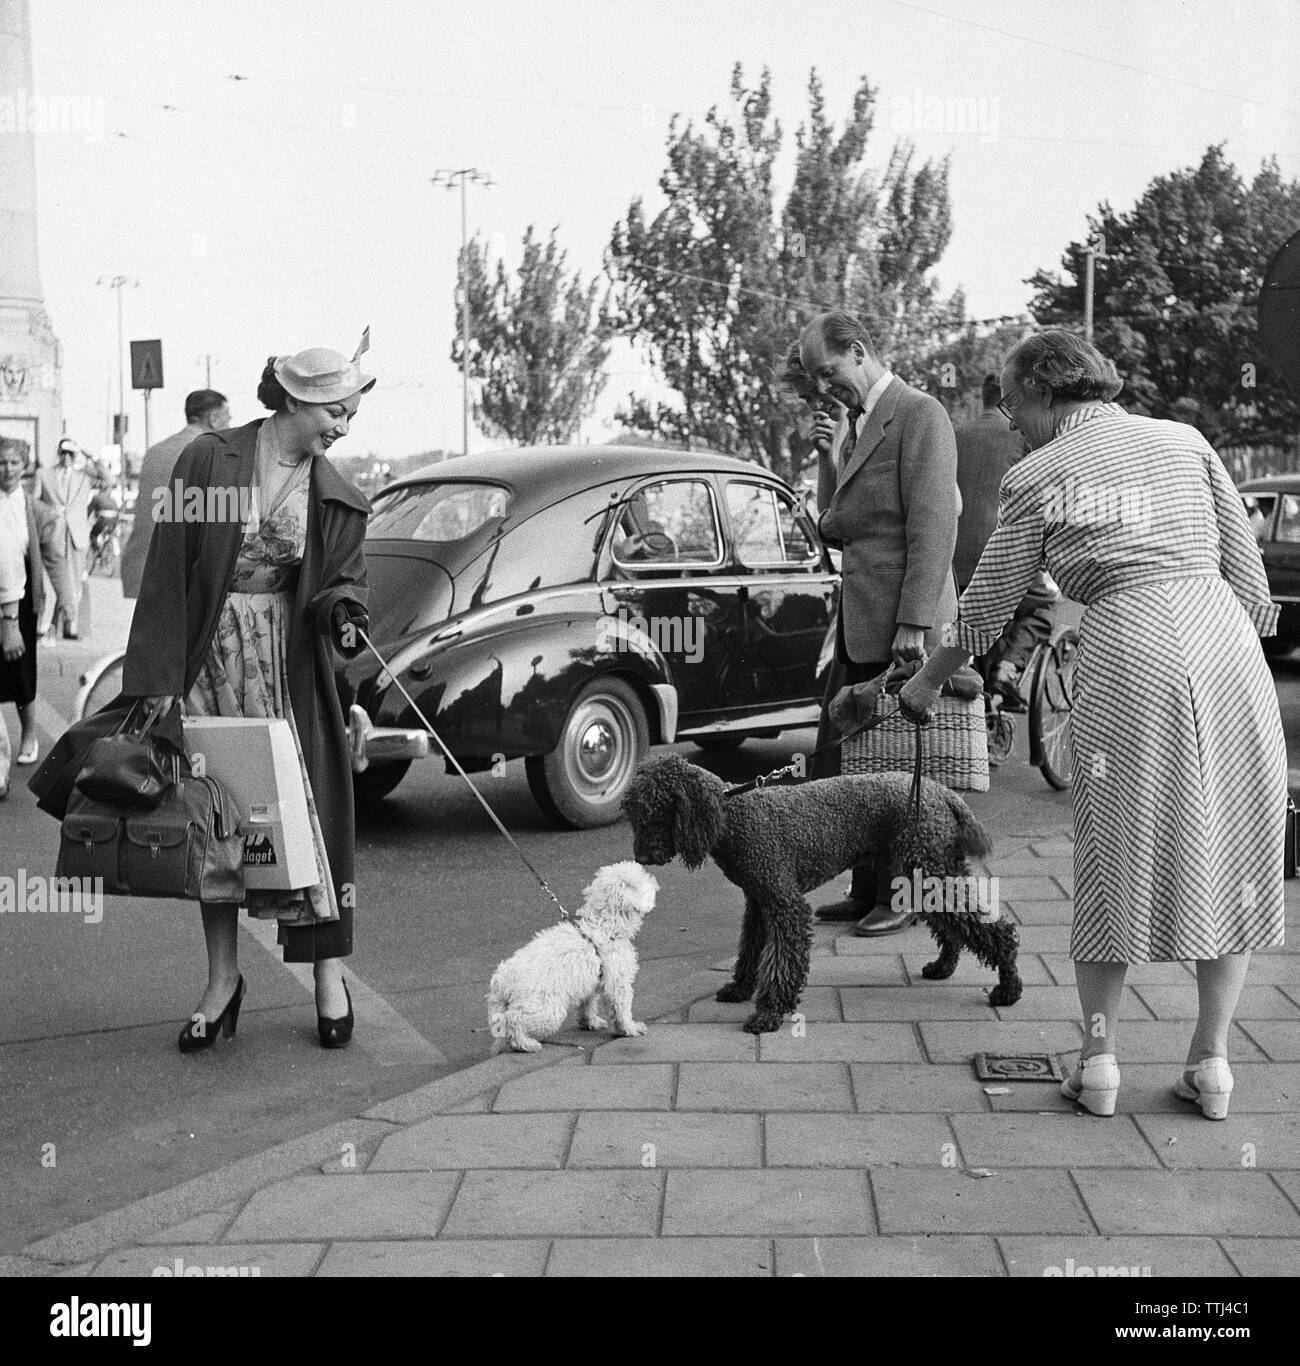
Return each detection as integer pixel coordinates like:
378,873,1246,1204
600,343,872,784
900,329,1286,1120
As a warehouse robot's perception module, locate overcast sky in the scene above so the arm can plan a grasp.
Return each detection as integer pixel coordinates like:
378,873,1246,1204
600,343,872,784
24,0,1300,461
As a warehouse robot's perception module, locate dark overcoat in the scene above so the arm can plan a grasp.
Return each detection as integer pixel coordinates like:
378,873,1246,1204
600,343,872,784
122,419,370,962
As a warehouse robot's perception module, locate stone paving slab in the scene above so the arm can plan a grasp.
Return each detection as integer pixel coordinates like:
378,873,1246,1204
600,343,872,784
839,986,1000,1021
902,951,1054,987
994,875,1070,901
919,1020,1084,1062
92,1243,324,1277
1218,1238,1300,1277
589,1024,758,1063
872,1167,1093,1234
776,1234,1002,1276
765,1113,953,1168
687,988,843,1022
849,1063,994,1113
950,1113,1161,1168
662,1170,871,1235
998,1235,1237,1278
442,1170,663,1237
224,1174,460,1241
1132,1112,1300,1170
996,985,1154,1022
566,1111,761,1168
1225,956,1299,985
676,1062,853,1112
546,1237,774,1276
1238,1021,1300,1061
758,1022,922,1062
1009,926,1077,952
1099,1022,1269,1063
1270,1170,1300,1211
135,1203,240,1245
1030,839,1075,857
1041,953,1194,986
1133,985,1300,1020
492,1063,674,1111
317,1240,549,1277
805,957,909,986
1074,1170,1300,1235
1004,899,1075,925
986,856,1075,877
369,1113,574,1171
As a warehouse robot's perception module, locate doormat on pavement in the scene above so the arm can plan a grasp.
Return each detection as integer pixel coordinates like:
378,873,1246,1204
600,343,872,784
973,1053,1064,1082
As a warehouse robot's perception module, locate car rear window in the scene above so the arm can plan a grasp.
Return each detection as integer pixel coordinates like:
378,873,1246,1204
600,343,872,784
369,481,512,541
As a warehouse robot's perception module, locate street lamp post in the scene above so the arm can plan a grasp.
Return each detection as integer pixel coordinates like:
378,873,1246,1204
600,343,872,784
432,169,494,456
197,353,219,388
1082,234,1108,344
96,274,139,497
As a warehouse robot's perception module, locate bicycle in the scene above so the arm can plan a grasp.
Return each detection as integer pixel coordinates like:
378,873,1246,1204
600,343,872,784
86,514,123,578
74,647,126,720
984,623,1080,790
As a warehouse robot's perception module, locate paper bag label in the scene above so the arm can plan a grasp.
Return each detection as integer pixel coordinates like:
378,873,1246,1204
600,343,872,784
243,832,278,866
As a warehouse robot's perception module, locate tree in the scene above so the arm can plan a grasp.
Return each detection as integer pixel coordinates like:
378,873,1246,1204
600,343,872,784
1027,146,1300,449
918,316,1037,420
453,225,614,445
606,66,960,485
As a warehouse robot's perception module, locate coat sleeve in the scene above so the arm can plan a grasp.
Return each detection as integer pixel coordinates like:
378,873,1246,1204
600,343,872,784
1203,441,1278,636
952,466,1048,655
307,502,370,661
120,443,206,695
896,395,959,629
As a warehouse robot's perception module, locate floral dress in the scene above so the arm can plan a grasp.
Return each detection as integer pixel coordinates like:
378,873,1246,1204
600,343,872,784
185,462,339,927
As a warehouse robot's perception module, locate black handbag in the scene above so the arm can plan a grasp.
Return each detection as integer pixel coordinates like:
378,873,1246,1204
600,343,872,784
57,771,245,904
74,699,180,808
1286,796,1298,881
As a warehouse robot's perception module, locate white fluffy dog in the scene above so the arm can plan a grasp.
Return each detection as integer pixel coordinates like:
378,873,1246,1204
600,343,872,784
487,861,659,1053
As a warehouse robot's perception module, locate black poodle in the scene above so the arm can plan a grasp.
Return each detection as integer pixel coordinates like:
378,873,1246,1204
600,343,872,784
622,754,1022,1033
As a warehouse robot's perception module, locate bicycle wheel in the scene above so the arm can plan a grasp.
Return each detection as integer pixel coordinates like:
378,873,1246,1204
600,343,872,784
1029,629,1078,790
75,652,126,720
985,702,1015,766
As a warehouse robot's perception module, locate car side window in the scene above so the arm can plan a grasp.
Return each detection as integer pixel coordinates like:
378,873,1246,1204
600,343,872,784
1275,495,1300,544
611,480,721,567
1243,493,1277,542
725,481,819,566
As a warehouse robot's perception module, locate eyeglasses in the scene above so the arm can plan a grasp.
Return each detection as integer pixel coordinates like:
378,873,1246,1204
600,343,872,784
996,397,1017,423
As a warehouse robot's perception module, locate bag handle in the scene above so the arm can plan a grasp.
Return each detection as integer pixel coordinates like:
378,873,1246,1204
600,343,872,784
112,697,170,740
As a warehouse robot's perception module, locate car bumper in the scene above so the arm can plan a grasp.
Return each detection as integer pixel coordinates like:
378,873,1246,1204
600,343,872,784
348,705,430,772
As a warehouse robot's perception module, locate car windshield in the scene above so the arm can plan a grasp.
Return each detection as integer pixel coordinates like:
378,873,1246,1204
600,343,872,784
369,481,512,541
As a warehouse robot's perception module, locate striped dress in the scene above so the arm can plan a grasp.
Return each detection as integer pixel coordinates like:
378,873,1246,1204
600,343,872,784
954,403,1286,962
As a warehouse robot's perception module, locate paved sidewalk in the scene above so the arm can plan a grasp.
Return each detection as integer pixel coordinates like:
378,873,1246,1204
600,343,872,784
6,816,1299,1278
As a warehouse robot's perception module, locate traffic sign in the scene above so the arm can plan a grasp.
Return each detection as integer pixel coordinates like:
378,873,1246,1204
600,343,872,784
130,339,164,390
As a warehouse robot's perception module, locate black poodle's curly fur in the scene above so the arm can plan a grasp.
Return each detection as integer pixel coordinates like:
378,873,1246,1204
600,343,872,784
622,754,1022,1033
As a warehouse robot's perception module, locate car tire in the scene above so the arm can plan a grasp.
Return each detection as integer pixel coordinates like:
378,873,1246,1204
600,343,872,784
693,733,746,751
526,676,649,829
353,759,412,804
1263,636,1293,659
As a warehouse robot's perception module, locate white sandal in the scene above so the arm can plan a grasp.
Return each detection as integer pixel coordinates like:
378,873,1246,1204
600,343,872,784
1061,1053,1120,1117
1174,1057,1233,1120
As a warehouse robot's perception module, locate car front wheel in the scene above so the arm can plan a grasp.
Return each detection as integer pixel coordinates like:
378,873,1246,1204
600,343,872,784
353,759,412,805
526,677,649,829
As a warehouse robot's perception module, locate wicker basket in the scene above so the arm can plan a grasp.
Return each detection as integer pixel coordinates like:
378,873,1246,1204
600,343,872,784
841,694,989,792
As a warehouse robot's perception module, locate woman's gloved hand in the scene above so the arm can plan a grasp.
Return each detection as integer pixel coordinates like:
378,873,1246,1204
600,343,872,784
331,600,369,650
829,678,884,735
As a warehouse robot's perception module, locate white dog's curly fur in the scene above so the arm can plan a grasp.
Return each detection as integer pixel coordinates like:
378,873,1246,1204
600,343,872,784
486,861,659,1053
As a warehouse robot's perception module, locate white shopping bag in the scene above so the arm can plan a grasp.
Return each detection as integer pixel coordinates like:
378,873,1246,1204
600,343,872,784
182,717,317,890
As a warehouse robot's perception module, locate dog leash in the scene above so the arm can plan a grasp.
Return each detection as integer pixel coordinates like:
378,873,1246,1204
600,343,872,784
358,628,574,924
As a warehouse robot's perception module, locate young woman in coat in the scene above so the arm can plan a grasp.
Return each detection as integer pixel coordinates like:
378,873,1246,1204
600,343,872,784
124,346,374,1051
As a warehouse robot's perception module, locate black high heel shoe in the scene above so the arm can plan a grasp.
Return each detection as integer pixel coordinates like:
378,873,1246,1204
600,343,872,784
317,978,353,1050
178,975,245,1054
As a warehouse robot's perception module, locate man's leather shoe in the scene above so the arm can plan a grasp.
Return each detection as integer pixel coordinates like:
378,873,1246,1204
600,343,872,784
853,905,918,937
815,895,870,922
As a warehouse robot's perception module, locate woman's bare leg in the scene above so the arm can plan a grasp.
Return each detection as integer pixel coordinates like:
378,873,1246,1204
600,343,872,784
1074,960,1128,1060
1186,952,1250,1067
314,955,348,1017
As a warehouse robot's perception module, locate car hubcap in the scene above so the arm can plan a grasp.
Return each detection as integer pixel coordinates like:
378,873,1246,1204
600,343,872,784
565,696,637,800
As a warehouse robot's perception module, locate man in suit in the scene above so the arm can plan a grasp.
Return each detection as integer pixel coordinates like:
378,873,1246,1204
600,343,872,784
120,389,230,598
954,375,1055,708
35,438,96,638
799,310,960,936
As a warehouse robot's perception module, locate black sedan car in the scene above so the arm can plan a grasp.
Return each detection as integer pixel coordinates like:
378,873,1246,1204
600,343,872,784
340,445,837,827
1239,474,1300,654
